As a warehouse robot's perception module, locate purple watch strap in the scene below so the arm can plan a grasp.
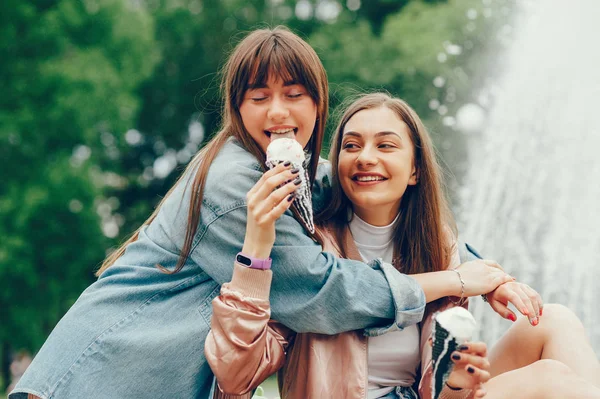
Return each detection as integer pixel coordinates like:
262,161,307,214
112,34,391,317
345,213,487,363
236,252,272,270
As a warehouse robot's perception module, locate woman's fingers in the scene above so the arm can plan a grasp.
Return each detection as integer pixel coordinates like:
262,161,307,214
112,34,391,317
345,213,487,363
258,166,299,199
458,341,487,357
502,288,530,318
522,284,544,318
251,180,298,225
474,387,487,398
514,285,538,325
464,365,491,384
452,351,489,371
250,162,290,195
451,351,491,382
488,296,517,322
248,164,299,211
261,190,295,224
491,283,541,325
521,285,540,323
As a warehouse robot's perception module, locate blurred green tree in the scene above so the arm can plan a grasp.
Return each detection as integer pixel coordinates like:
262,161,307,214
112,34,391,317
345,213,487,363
0,0,157,389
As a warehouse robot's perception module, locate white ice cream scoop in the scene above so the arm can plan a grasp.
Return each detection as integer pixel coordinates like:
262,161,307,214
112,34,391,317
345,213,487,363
435,306,477,342
266,137,305,165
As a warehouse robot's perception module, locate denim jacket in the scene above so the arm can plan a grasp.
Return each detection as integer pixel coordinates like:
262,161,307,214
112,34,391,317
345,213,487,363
11,138,425,399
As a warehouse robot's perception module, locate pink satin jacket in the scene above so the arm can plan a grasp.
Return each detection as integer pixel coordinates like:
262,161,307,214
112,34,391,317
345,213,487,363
205,228,473,399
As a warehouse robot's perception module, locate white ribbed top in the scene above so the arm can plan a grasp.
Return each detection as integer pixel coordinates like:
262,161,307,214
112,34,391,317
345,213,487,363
349,214,421,399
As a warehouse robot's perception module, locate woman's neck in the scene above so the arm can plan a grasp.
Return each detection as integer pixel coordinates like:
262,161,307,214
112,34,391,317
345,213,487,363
354,207,399,227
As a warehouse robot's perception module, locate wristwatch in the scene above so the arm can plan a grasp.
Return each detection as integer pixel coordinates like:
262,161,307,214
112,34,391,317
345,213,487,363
235,252,272,270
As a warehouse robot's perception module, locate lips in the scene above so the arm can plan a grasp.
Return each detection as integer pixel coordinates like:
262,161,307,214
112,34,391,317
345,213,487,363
265,127,297,140
352,174,387,182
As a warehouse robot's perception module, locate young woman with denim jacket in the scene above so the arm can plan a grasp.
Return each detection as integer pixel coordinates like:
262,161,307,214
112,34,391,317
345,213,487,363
11,28,430,399
206,94,600,398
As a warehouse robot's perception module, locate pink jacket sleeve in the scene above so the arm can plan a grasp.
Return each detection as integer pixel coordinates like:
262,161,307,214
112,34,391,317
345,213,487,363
205,263,293,396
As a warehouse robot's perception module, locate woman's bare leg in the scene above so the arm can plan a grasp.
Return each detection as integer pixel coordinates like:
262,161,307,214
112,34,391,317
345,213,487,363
483,359,600,399
487,303,600,386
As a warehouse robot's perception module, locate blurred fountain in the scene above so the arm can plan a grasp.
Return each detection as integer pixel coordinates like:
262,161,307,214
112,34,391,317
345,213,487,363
457,0,600,354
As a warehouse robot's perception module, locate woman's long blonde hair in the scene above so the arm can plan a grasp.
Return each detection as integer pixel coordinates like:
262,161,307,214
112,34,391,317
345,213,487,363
96,26,329,276
317,93,456,282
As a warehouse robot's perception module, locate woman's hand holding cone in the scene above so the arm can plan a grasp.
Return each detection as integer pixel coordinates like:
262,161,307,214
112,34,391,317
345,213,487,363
241,162,299,259
446,341,491,398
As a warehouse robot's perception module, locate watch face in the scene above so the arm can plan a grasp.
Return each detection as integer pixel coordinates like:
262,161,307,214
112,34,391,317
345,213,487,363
236,254,252,267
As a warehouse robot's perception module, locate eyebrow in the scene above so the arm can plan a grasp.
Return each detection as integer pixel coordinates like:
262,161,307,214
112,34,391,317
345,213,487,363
247,80,300,90
343,131,403,140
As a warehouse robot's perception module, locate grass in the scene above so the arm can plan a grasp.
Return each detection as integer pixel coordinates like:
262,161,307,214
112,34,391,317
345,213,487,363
253,375,279,398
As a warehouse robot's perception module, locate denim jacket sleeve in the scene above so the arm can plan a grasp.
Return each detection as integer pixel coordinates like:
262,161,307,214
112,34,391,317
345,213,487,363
362,260,426,337
186,141,425,335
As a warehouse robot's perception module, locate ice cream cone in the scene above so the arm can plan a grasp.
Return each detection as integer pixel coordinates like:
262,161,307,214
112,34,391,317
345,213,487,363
431,307,477,399
266,137,314,233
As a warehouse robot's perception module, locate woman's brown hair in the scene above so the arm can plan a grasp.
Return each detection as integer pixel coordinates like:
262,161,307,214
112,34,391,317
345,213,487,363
317,93,456,281
96,26,328,276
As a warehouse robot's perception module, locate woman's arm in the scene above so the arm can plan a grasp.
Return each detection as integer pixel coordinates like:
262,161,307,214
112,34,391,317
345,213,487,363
205,263,293,395
205,163,298,395
410,260,513,304
410,240,512,304
192,158,425,334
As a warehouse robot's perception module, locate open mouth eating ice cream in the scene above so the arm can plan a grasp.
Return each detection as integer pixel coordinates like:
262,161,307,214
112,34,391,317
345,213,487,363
431,306,477,399
266,134,314,233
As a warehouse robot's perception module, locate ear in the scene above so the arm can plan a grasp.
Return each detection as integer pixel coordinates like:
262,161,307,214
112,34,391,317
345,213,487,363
408,165,418,185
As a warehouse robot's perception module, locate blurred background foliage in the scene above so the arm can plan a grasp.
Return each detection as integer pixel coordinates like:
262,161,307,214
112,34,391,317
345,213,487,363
0,0,514,391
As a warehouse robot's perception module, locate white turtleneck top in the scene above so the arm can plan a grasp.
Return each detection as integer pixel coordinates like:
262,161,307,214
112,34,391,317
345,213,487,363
349,214,421,399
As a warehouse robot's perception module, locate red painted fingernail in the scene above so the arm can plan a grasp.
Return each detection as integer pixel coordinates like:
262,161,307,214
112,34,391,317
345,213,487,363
508,314,516,322
539,308,543,316
531,318,538,326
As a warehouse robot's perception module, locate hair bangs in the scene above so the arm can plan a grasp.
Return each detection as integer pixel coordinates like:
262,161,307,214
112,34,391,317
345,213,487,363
246,37,316,97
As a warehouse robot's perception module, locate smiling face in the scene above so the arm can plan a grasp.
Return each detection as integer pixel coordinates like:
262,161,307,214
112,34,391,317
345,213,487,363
338,106,418,226
239,74,318,153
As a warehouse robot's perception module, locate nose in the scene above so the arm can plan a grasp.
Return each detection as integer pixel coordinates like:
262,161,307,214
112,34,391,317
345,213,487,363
267,95,290,122
356,145,378,167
